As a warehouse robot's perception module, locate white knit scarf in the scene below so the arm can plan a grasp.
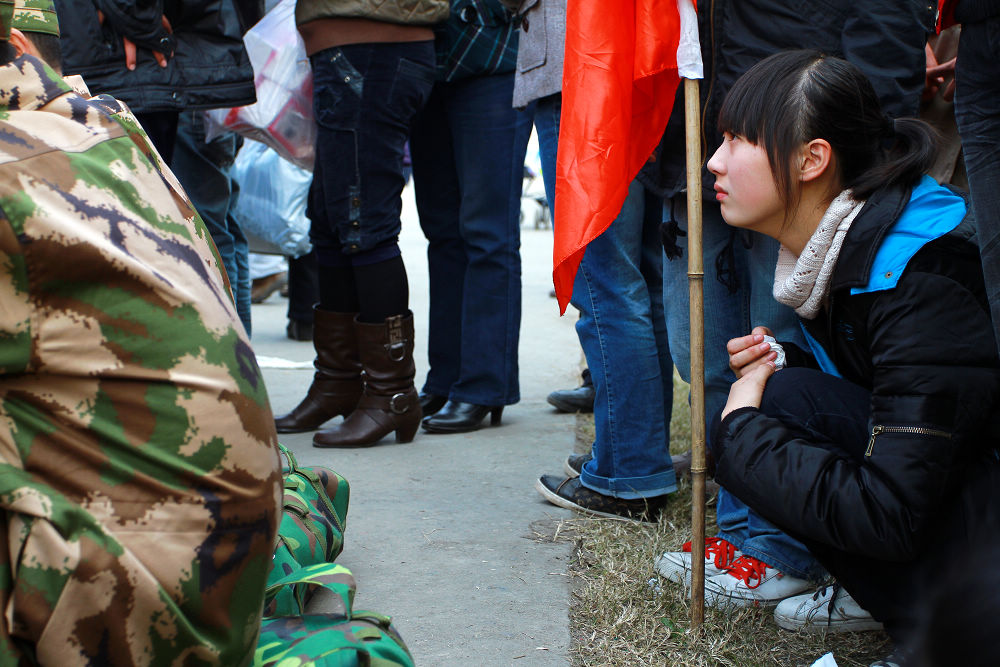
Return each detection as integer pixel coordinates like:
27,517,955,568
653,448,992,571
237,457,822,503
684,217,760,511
773,190,866,319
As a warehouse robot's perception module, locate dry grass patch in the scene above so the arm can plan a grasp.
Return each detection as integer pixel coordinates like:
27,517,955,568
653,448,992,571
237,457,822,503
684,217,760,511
567,372,890,666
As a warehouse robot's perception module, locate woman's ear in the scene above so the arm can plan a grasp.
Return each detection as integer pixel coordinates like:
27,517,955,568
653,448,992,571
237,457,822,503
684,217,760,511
798,138,833,183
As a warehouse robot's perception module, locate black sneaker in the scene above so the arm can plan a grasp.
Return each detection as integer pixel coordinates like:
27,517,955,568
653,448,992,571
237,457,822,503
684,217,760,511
564,453,592,477
535,474,666,523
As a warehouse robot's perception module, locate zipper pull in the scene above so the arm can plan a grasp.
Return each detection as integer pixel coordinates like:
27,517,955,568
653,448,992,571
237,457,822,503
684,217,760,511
865,425,883,457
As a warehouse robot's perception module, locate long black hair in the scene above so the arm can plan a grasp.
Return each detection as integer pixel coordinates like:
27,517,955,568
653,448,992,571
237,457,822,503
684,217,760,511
717,50,938,209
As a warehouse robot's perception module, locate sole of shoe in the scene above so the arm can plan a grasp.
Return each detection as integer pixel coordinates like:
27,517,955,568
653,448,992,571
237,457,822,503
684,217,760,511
773,612,884,634
563,459,579,478
534,478,658,524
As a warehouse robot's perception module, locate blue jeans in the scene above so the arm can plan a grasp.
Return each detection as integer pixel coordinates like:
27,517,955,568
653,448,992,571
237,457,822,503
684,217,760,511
410,73,534,405
534,93,561,215
308,42,436,263
173,110,250,333
955,16,1000,356
572,181,677,499
662,195,813,576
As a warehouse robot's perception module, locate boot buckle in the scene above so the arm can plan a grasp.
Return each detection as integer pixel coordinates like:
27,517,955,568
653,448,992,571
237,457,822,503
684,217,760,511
385,341,406,362
389,392,410,414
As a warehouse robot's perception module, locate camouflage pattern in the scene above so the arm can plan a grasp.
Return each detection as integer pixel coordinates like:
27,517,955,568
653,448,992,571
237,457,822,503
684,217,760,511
0,53,282,666
12,0,57,37
254,612,415,667
266,447,349,617
0,0,12,40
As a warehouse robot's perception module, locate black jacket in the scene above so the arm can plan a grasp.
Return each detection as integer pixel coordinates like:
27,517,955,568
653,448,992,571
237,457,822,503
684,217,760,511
640,0,935,199
712,181,1000,625
56,0,264,113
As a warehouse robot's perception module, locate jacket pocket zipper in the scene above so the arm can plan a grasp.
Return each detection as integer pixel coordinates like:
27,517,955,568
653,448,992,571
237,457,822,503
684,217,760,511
865,424,952,457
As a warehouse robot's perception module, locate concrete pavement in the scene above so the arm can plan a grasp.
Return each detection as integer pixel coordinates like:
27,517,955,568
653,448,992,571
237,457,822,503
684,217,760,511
250,184,582,665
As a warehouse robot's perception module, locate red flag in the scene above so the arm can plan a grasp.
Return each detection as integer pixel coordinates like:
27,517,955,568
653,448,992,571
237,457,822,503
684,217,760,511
552,0,685,313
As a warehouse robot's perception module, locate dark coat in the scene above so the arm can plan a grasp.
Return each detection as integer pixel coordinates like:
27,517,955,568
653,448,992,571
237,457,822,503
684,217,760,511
56,0,264,113
712,179,1000,631
640,0,935,199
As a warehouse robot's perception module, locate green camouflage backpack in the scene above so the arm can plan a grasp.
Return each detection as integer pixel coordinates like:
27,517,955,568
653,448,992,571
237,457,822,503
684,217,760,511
266,446,350,616
256,446,414,667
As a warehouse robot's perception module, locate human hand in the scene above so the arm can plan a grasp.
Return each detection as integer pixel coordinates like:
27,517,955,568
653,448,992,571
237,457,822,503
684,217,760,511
721,361,775,420
98,11,173,70
923,43,956,102
727,325,776,379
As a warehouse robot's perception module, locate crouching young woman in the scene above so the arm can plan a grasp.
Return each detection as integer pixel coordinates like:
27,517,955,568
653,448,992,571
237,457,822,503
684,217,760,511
672,50,1000,666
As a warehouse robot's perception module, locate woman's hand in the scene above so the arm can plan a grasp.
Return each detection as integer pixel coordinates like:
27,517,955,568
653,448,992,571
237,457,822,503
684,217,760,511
98,10,173,70
721,361,775,419
727,325,777,378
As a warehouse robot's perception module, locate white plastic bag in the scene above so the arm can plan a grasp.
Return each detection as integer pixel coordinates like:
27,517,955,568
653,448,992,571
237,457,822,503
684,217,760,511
205,0,315,170
232,140,313,257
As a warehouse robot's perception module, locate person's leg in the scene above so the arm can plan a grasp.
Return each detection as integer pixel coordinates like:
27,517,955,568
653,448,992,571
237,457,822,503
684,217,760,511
955,17,1000,356
534,92,561,216
134,110,179,164
286,250,319,341
410,84,464,400
573,181,677,500
172,111,250,332
307,41,435,446
425,73,533,410
693,369,858,607
662,197,743,432
641,189,674,464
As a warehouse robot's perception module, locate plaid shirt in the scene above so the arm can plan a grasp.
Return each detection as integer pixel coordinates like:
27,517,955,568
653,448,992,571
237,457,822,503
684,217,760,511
435,0,519,82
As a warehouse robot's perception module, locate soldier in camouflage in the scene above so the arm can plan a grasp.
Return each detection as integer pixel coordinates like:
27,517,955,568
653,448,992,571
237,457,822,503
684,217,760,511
0,0,282,663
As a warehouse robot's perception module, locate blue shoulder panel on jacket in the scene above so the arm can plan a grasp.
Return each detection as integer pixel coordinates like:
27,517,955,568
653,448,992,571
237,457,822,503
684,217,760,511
851,175,966,295
799,324,842,378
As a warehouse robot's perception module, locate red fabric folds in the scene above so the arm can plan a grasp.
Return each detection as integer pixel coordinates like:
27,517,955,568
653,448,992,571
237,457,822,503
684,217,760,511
552,0,684,313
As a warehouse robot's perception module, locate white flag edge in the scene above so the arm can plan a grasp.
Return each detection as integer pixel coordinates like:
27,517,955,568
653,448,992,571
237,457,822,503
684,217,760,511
676,0,704,80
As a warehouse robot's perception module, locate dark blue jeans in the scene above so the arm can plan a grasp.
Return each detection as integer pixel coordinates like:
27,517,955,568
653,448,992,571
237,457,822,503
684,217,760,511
172,110,250,333
308,41,436,263
574,181,678,499
410,73,534,405
534,93,561,215
955,17,1000,356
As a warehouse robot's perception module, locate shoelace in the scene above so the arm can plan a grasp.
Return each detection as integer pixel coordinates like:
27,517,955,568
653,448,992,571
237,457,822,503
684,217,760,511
682,537,739,571
811,582,843,628
721,555,771,589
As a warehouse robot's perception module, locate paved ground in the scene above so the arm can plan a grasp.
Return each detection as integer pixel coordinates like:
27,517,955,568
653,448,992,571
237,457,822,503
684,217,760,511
250,184,582,665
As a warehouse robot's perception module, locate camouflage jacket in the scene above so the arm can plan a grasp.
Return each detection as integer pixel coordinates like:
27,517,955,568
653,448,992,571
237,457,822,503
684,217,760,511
0,54,281,666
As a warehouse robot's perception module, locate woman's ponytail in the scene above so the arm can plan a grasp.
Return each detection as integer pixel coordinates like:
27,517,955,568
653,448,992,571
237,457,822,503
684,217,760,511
847,116,940,200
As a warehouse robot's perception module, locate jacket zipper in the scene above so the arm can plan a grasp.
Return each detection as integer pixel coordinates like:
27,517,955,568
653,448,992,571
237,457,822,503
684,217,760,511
865,424,952,457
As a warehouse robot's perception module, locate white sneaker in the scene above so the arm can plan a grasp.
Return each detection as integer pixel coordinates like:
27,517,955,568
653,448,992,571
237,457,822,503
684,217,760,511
704,555,812,608
774,584,883,633
655,537,740,587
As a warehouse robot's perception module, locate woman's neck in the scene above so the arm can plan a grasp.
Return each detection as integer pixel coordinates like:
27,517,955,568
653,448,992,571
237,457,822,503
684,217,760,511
779,181,844,257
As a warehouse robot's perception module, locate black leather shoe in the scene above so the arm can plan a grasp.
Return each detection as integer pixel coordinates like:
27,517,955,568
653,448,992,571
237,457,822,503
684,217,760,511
421,400,503,434
419,392,448,416
286,319,313,341
546,385,595,413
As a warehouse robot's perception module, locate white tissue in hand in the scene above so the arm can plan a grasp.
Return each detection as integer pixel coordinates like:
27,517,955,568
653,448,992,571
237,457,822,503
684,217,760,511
762,335,786,369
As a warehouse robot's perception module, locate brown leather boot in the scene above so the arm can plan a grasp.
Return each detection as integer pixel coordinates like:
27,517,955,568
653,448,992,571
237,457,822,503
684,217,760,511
274,309,363,433
313,312,421,447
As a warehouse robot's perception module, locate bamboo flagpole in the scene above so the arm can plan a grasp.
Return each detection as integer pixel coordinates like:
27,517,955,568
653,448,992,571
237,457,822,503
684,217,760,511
676,0,706,628
685,75,706,627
